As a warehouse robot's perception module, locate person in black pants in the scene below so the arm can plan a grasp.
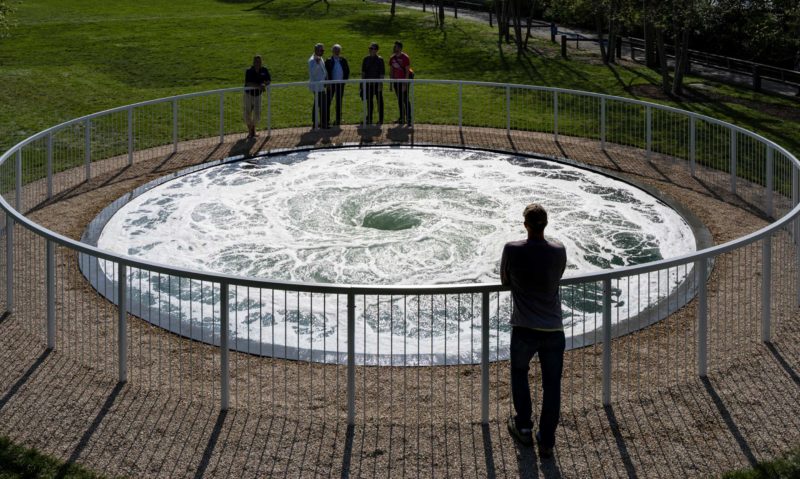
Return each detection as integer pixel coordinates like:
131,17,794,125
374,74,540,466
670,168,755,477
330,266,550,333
389,41,412,125
243,55,271,138
361,42,385,125
325,44,350,126
501,204,568,459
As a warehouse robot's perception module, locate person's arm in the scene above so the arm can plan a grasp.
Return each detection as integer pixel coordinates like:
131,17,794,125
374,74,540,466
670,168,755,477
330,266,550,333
342,58,350,80
264,68,271,86
500,245,510,286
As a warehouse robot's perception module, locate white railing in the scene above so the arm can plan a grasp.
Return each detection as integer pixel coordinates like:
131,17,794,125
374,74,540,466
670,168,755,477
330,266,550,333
0,80,798,426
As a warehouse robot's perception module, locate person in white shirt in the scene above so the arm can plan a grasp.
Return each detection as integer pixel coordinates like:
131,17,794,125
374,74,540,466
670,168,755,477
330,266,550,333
308,43,329,129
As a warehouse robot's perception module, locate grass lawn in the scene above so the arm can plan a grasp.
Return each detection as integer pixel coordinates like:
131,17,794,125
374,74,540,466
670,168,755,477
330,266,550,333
0,0,798,155
0,435,103,478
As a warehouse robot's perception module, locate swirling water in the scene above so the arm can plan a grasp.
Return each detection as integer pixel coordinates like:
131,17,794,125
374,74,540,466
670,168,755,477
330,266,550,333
95,147,697,364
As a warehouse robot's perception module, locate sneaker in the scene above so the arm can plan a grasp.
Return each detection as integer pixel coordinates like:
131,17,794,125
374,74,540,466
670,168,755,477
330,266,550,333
535,431,554,459
507,417,533,447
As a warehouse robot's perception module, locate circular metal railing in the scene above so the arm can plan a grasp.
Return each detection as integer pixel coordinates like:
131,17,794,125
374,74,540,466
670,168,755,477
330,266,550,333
1,80,798,422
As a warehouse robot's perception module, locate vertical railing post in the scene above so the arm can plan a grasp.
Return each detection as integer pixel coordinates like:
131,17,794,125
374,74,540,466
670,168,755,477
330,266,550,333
347,292,356,425
219,93,225,144
118,262,128,383
761,235,772,343
220,282,230,410
645,105,652,160
46,240,55,350
481,290,490,424
458,82,463,130
730,128,737,195
46,133,53,199
553,91,559,142
84,118,91,181
602,279,612,406
600,97,606,149
15,150,22,212
689,116,696,176
266,84,272,135
766,146,774,217
5,213,13,313
172,99,179,154
505,86,511,133
697,257,708,377
127,107,134,166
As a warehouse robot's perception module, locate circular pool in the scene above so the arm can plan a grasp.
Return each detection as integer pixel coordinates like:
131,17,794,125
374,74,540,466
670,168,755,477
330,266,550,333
83,146,699,364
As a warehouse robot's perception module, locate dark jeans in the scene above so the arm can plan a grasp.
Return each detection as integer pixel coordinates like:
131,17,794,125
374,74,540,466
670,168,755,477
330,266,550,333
393,83,411,124
327,84,345,125
365,84,383,124
312,90,329,128
510,327,565,449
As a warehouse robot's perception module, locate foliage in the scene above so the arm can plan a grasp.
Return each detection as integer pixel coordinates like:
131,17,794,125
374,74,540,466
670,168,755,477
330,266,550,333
0,0,18,38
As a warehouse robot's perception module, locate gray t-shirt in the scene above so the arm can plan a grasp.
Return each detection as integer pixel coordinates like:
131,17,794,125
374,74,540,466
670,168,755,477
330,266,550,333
500,238,567,330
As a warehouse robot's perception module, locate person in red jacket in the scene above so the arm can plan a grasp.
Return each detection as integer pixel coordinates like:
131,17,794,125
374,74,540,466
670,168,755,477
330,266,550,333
389,41,412,125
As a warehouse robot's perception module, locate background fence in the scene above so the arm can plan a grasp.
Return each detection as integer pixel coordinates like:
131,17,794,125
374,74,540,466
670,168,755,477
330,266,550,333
0,80,797,427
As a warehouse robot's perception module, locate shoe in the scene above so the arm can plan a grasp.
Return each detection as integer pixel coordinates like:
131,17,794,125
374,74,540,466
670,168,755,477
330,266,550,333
535,431,554,459
507,417,533,447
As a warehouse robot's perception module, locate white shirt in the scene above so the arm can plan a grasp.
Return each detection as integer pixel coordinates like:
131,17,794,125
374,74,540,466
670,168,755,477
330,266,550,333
308,55,327,92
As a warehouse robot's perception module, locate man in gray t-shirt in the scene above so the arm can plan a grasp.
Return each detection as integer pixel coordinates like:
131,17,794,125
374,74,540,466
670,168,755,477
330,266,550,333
500,203,566,458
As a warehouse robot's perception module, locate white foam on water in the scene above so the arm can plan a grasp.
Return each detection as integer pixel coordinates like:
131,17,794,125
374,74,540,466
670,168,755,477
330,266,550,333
96,147,697,363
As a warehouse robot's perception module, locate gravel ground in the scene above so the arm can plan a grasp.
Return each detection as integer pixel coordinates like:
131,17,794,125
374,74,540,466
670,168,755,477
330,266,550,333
0,125,798,478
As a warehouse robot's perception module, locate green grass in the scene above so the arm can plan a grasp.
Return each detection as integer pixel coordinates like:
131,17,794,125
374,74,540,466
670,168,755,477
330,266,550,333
721,447,800,479
1,0,797,156
0,435,104,478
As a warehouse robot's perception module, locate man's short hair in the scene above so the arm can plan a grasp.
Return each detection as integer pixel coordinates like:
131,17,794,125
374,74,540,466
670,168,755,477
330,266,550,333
332,44,341,51
523,203,548,231
370,42,379,50
394,40,403,49
314,43,324,51
253,55,262,64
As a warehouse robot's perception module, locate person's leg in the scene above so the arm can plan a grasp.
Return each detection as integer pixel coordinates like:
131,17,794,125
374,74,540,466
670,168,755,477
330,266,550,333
377,89,384,124
252,95,262,135
403,88,412,124
335,85,343,125
510,327,537,431
365,85,374,124
323,89,332,128
311,92,318,128
395,85,404,123
536,330,565,449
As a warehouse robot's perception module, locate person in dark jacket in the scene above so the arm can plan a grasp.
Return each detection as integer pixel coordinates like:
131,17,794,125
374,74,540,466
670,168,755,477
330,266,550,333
243,55,271,138
501,203,567,459
361,42,385,125
325,44,350,126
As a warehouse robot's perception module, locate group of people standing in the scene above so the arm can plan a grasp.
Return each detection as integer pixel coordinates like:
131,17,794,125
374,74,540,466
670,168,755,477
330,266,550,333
242,41,413,136
308,40,413,128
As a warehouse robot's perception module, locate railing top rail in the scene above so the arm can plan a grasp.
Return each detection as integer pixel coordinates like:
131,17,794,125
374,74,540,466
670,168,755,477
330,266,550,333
1,81,799,294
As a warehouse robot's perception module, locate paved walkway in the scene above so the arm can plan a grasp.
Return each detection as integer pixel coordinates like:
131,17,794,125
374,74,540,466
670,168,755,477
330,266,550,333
0,125,798,477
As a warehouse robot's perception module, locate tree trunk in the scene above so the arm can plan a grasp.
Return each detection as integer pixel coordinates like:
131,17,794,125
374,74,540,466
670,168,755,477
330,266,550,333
597,16,608,65
438,0,445,27
390,0,396,16
655,29,670,94
644,21,658,68
513,0,524,56
672,28,690,96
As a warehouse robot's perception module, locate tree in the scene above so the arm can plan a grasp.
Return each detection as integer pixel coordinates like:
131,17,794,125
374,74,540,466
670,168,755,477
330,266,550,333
0,0,17,39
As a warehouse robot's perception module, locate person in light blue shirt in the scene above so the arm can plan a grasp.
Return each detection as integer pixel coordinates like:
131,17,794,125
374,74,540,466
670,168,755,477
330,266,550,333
325,44,350,126
308,43,329,129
